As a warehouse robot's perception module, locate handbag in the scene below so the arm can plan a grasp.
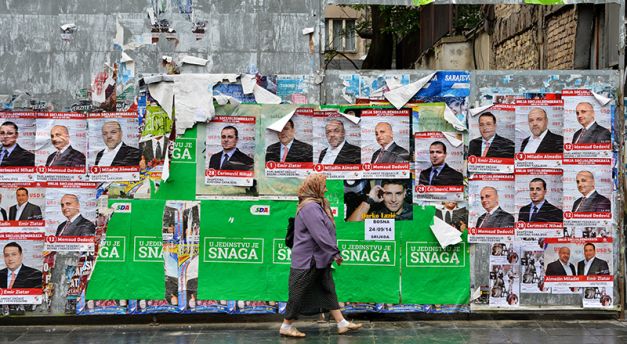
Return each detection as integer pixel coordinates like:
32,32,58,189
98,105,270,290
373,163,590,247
285,217,295,248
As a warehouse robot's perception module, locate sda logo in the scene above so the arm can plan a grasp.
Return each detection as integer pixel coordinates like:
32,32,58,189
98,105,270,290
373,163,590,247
112,203,132,213
250,205,270,216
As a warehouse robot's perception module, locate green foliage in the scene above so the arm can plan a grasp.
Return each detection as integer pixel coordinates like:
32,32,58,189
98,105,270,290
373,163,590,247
454,5,484,32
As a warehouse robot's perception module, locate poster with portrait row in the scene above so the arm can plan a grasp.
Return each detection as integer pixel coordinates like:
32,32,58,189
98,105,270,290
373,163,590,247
0,112,141,182
0,182,98,251
467,159,613,243
204,108,411,182
468,90,612,174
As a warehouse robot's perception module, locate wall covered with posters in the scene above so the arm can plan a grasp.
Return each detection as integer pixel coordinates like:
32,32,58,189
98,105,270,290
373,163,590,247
0,69,620,317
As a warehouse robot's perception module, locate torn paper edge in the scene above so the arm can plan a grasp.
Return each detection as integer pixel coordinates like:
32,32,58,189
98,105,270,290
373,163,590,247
148,82,174,118
302,27,314,35
442,132,463,147
213,94,241,106
383,72,436,109
339,112,361,124
591,91,612,106
180,55,208,66
469,104,494,117
268,109,296,132
444,104,467,131
253,84,282,104
241,74,256,95
430,216,462,249
161,150,170,181
143,75,174,84
470,286,482,302
60,23,76,31
120,52,133,63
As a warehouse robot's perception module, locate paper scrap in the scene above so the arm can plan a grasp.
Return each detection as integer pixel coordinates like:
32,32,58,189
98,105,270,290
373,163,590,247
180,55,208,66
339,112,361,124
430,216,462,248
385,76,403,90
162,55,173,63
142,75,174,84
213,95,241,106
470,286,482,302
592,91,612,106
384,72,436,109
161,150,170,181
241,74,256,95
302,27,314,35
442,132,463,147
148,82,174,118
60,23,76,32
444,104,466,131
120,52,133,63
268,109,296,131
469,104,494,117
253,84,282,104
147,8,157,25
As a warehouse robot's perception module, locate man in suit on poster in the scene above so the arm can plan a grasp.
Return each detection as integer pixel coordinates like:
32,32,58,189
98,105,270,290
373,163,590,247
0,242,42,289
435,201,468,231
265,119,313,163
571,171,611,213
208,126,254,171
8,187,42,221
318,119,361,165
517,178,563,223
418,141,463,186
0,121,35,166
95,121,141,166
468,112,514,158
55,194,96,237
475,187,514,228
577,243,610,276
571,102,611,144
45,125,86,167
140,135,169,162
546,247,576,276
370,122,409,163
519,108,563,153
0,194,7,221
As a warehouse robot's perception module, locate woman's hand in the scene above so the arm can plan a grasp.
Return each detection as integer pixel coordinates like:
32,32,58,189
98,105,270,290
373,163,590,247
334,255,343,266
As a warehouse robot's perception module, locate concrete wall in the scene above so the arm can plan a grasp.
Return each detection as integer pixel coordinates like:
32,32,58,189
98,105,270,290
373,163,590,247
0,0,322,110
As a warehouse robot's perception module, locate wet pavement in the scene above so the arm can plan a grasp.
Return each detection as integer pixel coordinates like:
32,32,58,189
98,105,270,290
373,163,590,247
0,320,626,343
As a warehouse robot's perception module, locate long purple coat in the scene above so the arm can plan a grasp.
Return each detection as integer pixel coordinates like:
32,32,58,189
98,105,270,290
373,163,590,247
291,202,340,269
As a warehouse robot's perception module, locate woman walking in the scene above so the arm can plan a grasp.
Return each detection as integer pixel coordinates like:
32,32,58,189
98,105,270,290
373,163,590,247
280,173,362,338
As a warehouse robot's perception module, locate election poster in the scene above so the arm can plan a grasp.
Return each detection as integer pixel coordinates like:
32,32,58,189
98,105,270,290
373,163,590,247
514,168,563,238
411,103,459,133
564,226,611,239
41,251,94,315
312,110,362,179
360,108,411,179
77,296,127,315
162,201,200,244
582,287,613,308
344,179,413,222
0,182,45,229
563,89,612,159
514,100,563,168
205,115,255,186
468,105,515,174
488,264,520,308
543,237,613,288
0,112,37,181
87,112,141,182
468,174,515,243
414,131,464,202
35,112,88,181
489,242,519,265
264,108,314,178
562,159,612,228
432,201,468,232
519,238,549,294
44,182,98,251
0,232,44,304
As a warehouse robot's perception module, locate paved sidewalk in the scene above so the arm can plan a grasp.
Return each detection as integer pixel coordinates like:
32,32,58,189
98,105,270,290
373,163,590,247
0,320,625,343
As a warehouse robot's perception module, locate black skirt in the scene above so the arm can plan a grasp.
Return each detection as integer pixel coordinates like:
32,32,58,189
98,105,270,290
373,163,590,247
284,265,340,320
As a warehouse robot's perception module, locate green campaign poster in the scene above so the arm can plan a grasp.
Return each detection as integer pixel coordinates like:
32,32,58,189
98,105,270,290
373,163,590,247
154,126,197,201
86,200,166,300
400,206,470,305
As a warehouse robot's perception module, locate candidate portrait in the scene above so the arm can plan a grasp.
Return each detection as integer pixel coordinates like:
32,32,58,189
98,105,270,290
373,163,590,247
55,194,96,237
475,187,514,228
577,243,610,276
265,119,313,163
45,125,86,167
95,121,141,166
208,126,254,171
571,102,611,144
8,187,42,221
468,112,514,158
0,121,35,166
519,108,563,154
571,171,611,213
140,136,168,162
347,180,412,221
517,178,563,223
418,141,463,186
318,119,360,165
370,122,409,163
0,242,42,289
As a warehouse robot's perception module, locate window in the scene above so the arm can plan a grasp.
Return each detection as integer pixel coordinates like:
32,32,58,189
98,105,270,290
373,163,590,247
327,19,357,52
